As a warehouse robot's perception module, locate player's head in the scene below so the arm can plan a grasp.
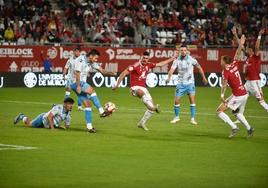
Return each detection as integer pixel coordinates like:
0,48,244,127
73,47,80,57
87,49,100,63
221,55,232,68
245,45,254,56
63,97,75,111
141,51,150,65
180,45,188,57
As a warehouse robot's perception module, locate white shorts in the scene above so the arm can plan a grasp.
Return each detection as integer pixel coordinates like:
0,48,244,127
244,80,263,99
226,94,249,113
130,86,152,100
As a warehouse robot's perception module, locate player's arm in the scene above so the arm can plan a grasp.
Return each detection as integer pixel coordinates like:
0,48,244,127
220,79,228,104
255,28,265,56
196,64,208,85
47,112,55,130
112,68,130,90
231,26,240,45
63,60,70,80
167,67,176,83
96,67,116,76
75,70,81,94
155,57,175,67
234,34,245,61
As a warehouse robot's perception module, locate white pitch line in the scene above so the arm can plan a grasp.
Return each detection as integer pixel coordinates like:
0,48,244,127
1,100,267,119
0,143,38,151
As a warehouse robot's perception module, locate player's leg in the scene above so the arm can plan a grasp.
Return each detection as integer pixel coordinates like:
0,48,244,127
14,113,44,128
170,84,184,123
216,97,239,138
14,112,31,126
233,95,254,137
81,95,96,133
254,81,268,112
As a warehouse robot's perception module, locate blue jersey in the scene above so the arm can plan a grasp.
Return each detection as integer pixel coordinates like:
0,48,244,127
171,55,199,85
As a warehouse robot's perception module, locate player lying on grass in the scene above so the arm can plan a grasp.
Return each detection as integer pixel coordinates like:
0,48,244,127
13,97,74,130
167,45,208,125
63,47,83,110
216,33,254,138
112,51,175,131
71,49,116,133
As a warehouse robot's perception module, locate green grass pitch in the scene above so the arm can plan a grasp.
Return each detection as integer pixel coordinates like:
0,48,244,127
0,87,267,188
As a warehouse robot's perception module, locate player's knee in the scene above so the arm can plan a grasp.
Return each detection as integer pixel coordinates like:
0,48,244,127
232,108,239,115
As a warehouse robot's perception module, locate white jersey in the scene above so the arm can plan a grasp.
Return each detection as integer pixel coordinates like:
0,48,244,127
171,55,199,85
42,105,71,128
64,55,76,81
71,54,101,83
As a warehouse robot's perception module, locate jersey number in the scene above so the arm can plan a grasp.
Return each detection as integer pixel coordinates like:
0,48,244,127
235,71,242,85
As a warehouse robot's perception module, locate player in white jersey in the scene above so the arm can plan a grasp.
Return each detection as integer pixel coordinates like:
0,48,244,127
70,49,116,133
13,98,74,130
63,47,83,110
167,45,208,125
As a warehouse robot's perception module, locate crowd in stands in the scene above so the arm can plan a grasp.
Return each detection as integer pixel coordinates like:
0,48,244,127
0,0,267,47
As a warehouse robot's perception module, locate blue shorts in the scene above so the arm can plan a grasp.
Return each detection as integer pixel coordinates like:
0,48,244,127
175,83,195,97
31,113,46,128
70,81,91,103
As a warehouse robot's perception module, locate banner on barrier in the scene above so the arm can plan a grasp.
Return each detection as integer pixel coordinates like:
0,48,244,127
1,46,268,73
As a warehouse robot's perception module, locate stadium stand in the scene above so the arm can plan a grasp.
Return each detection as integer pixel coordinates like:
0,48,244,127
0,0,267,47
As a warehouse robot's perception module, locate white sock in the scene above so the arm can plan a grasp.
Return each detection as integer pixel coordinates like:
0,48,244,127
86,123,93,130
22,117,28,123
259,100,268,111
65,91,71,96
141,95,154,109
236,113,251,130
141,110,153,124
218,112,238,129
99,107,104,114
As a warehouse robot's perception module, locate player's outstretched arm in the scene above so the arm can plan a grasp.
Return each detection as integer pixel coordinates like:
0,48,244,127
220,79,228,104
47,112,55,130
234,34,245,61
97,67,117,76
155,57,176,67
196,65,208,85
112,68,129,90
255,28,265,56
231,26,240,45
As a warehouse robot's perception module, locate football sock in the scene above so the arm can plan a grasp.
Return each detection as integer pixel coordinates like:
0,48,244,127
218,112,237,129
141,95,154,110
90,93,102,109
22,116,28,123
77,96,82,107
259,100,268,111
236,113,251,130
190,104,196,119
84,107,92,126
141,110,153,124
174,104,180,117
86,123,93,130
65,91,71,98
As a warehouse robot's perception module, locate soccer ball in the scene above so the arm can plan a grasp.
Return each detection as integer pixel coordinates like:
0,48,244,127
104,102,116,113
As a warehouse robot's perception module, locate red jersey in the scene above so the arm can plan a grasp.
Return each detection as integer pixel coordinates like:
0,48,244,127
245,55,261,80
128,61,156,87
222,61,247,96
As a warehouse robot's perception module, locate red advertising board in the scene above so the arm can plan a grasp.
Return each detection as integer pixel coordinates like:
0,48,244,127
0,45,268,73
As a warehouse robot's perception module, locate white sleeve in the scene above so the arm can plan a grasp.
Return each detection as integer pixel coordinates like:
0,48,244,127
191,57,199,66
92,62,100,71
50,106,60,116
171,59,178,70
64,59,71,69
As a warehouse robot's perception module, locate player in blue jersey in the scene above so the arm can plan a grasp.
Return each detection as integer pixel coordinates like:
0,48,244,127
167,45,208,125
13,98,74,130
70,49,116,133
63,47,83,110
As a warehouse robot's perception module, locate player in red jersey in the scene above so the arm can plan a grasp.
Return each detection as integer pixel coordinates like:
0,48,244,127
113,51,175,131
243,28,268,112
216,34,254,138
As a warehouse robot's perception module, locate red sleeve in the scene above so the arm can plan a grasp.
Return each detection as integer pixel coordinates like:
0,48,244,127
148,63,156,68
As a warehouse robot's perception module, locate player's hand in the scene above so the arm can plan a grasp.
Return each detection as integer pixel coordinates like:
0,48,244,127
259,28,265,36
203,78,208,85
111,72,117,76
76,86,81,94
221,96,226,104
231,26,237,35
166,79,171,85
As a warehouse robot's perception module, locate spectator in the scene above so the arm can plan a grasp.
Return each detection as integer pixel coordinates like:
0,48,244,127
4,26,14,41
17,35,25,45
25,33,34,45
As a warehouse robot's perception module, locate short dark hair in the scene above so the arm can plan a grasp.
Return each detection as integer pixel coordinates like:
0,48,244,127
180,44,187,48
87,49,100,57
221,55,232,64
143,51,150,56
73,46,81,51
64,97,75,104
